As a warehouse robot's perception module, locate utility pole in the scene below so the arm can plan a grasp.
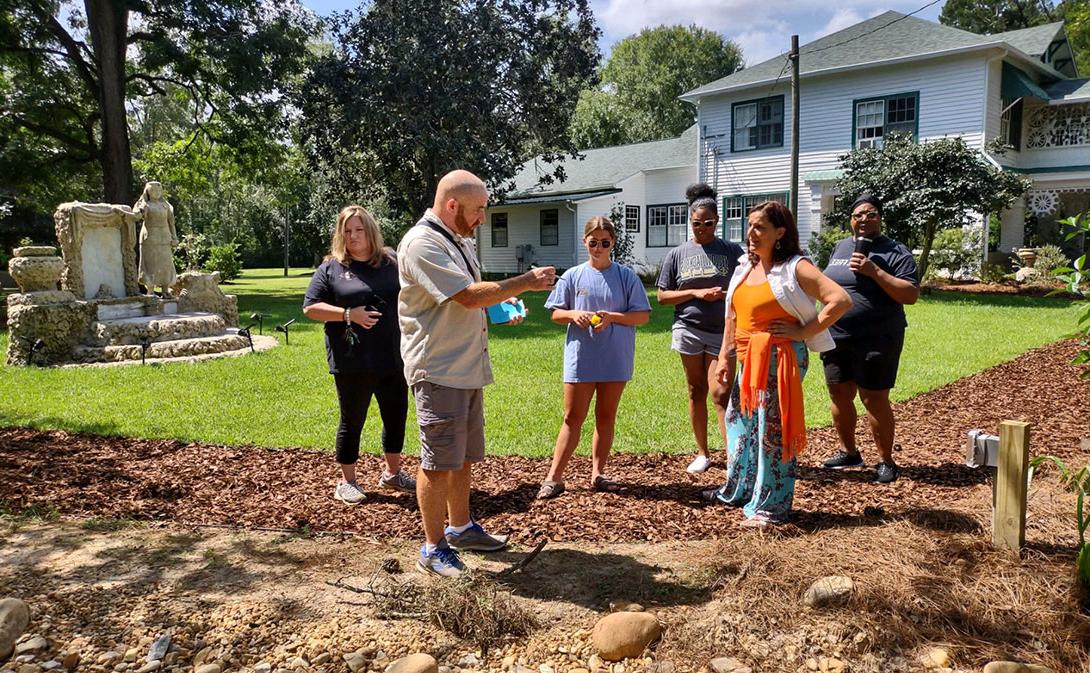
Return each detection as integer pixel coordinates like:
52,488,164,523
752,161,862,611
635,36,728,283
283,208,290,277
790,34,800,223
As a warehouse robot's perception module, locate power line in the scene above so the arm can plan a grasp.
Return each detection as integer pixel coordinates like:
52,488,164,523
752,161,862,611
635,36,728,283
806,0,944,55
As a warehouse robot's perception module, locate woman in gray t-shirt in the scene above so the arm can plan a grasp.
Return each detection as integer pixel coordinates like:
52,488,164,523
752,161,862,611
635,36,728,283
656,184,744,474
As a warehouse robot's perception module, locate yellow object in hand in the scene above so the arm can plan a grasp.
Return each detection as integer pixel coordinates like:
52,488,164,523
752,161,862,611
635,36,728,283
590,315,602,327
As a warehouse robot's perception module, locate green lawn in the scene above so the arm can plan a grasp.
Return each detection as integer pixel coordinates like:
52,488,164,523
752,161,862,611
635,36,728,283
0,268,1081,457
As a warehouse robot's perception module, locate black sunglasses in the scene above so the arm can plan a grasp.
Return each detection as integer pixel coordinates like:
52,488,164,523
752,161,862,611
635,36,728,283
587,239,612,248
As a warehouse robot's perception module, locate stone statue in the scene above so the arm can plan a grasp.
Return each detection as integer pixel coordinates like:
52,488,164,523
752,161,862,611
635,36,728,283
129,181,178,296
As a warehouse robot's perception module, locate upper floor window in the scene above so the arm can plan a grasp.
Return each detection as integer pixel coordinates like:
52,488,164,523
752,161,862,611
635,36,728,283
853,92,918,148
540,209,559,246
1000,98,1023,151
624,205,640,232
732,96,784,152
490,213,508,247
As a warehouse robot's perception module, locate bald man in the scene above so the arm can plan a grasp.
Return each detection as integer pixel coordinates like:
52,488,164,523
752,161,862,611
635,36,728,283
398,169,556,577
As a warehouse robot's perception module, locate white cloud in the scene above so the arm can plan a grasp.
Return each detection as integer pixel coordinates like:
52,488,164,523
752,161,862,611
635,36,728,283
591,0,948,58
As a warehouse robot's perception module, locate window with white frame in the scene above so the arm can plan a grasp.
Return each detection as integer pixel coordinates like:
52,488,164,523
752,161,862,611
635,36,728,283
540,209,558,246
624,205,640,232
491,213,508,247
1000,97,1023,150
732,96,784,152
646,204,688,247
721,193,790,242
854,93,918,148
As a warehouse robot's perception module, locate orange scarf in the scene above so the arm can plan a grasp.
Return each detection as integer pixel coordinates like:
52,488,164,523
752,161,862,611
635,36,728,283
735,329,806,462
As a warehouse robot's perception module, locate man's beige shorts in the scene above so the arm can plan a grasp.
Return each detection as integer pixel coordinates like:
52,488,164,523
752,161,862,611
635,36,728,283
412,381,485,471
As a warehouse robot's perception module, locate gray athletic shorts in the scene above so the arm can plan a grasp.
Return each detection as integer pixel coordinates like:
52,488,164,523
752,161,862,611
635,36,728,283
671,324,723,356
412,381,486,471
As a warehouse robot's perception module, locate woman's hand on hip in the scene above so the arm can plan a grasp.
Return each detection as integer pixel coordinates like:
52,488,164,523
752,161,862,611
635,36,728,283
769,319,805,341
349,307,382,329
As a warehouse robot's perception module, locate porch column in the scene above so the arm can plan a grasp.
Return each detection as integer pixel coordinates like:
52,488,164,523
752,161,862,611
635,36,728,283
998,198,1025,253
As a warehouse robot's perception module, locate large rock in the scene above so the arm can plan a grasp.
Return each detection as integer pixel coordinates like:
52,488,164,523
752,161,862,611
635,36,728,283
982,663,1056,673
0,598,32,661
802,576,854,608
591,612,662,662
384,654,438,673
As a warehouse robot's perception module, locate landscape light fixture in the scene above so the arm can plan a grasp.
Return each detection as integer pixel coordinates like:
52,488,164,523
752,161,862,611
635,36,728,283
249,312,265,335
275,318,296,345
30,339,46,366
237,323,256,353
140,337,151,366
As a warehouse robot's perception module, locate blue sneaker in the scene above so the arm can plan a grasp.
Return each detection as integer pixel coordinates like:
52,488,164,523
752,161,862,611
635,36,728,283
416,540,465,577
444,521,508,552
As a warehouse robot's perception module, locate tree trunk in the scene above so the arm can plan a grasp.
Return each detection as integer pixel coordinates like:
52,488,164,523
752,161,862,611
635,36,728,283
918,220,937,281
86,0,133,205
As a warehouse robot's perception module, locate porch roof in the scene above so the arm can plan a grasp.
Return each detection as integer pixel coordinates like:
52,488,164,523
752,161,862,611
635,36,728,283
1046,78,1090,103
500,189,621,206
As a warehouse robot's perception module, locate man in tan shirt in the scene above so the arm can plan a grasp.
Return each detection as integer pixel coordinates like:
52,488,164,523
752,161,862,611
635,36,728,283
398,169,555,577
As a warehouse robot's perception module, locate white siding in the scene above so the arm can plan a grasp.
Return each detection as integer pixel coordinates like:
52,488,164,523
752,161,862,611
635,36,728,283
697,53,990,242
480,204,578,273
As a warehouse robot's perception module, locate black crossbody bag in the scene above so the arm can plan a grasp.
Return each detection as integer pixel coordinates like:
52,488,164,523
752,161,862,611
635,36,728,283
420,220,477,280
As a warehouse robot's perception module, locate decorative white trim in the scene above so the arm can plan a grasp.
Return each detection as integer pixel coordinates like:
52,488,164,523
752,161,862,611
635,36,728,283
1025,102,1090,149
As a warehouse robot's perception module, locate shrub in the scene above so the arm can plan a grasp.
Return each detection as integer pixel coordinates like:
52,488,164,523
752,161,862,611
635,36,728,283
1034,244,1070,275
926,227,980,280
979,262,1009,284
174,232,209,271
204,242,243,282
808,225,849,269
636,261,662,286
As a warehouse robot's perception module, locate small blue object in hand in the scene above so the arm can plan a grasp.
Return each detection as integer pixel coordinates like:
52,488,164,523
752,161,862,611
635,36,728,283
487,299,527,324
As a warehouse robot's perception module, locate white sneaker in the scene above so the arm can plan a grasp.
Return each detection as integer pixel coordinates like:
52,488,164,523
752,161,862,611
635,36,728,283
686,454,712,474
334,480,367,505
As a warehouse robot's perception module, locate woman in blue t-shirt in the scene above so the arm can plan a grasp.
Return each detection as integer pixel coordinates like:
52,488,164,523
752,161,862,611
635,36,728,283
303,205,415,505
656,183,744,474
819,194,920,484
536,216,652,499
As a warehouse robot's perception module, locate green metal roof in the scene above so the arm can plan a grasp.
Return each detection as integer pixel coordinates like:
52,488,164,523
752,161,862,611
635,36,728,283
1046,77,1090,101
802,170,844,182
681,12,1069,101
507,125,696,198
992,22,1064,57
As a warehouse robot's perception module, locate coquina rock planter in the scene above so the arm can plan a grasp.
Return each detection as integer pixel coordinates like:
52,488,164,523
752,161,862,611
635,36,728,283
9,246,63,293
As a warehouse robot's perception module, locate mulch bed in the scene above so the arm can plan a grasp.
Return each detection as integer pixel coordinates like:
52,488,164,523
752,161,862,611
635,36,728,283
924,280,1082,299
2,340,1088,544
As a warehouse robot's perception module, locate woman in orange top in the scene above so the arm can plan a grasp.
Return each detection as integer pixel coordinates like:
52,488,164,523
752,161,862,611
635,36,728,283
707,202,851,527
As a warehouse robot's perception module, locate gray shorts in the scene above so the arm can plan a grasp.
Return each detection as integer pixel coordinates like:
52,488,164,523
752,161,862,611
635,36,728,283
412,381,485,471
671,324,723,356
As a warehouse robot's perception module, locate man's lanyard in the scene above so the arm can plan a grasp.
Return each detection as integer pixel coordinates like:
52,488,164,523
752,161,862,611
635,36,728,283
420,219,478,281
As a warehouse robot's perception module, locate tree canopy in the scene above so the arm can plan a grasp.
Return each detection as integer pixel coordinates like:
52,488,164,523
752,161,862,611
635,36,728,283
832,134,1030,279
0,0,318,204
940,0,1090,74
569,25,742,149
298,0,600,221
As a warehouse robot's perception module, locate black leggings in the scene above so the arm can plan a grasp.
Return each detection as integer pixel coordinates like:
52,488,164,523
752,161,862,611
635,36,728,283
333,370,408,465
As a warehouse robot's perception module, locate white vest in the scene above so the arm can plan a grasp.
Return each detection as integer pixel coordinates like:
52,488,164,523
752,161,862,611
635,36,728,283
723,253,836,353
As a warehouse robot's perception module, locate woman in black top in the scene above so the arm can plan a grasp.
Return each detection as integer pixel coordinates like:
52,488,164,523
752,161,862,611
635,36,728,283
303,205,413,505
819,195,920,484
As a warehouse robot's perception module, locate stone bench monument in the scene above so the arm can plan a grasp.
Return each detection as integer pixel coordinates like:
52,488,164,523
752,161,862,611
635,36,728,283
6,183,273,366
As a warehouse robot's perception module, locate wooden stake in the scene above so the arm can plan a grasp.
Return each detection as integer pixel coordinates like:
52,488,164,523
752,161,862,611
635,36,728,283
993,420,1031,552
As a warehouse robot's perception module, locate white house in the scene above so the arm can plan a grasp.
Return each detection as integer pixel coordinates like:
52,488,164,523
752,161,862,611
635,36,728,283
679,11,1089,255
486,11,1088,273
480,127,697,273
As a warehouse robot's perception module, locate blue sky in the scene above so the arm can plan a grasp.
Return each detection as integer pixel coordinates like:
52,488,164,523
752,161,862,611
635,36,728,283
300,0,947,66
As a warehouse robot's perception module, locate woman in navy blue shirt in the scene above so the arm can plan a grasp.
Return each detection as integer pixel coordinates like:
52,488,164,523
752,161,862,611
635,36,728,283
819,195,920,484
303,206,414,505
